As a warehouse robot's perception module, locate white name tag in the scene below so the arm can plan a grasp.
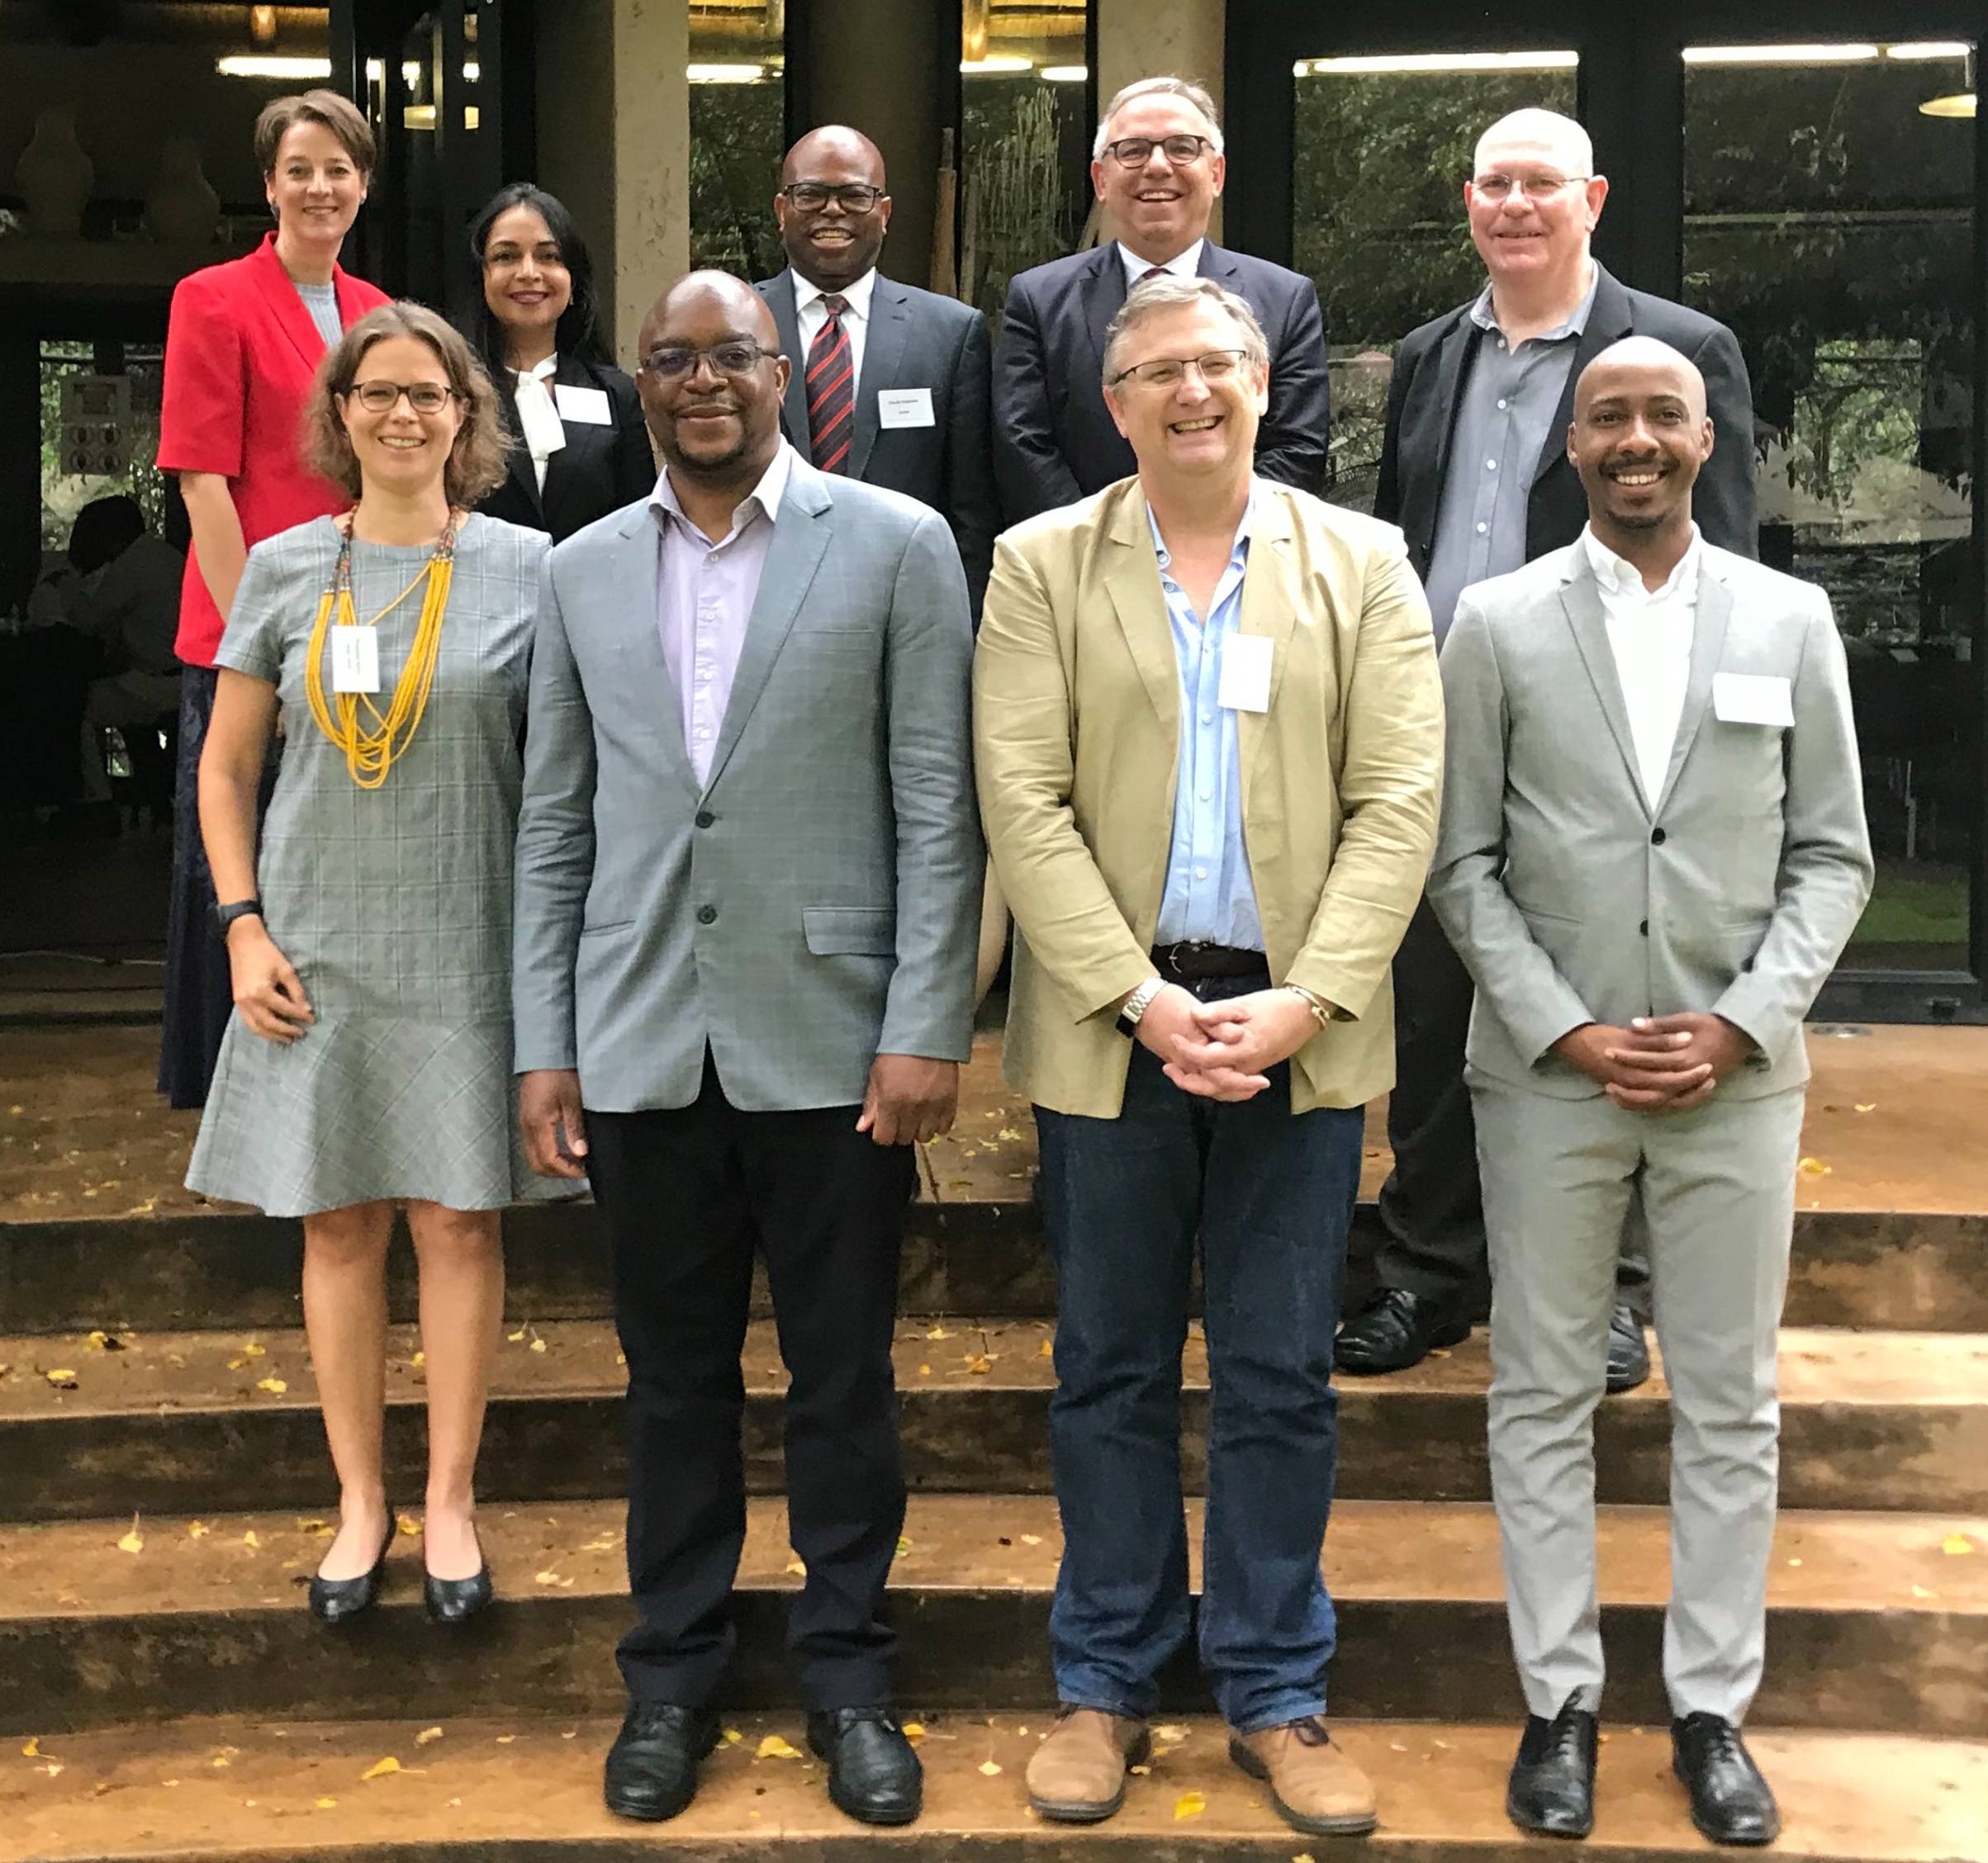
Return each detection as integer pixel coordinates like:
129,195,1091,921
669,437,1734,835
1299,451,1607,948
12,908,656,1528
1713,671,1794,728
554,384,613,426
330,627,380,694
876,387,935,429
1218,633,1274,713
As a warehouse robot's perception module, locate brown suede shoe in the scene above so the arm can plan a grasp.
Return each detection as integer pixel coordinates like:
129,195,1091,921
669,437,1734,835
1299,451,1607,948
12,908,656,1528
1230,1715,1378,1836
1025,1708,1153,1823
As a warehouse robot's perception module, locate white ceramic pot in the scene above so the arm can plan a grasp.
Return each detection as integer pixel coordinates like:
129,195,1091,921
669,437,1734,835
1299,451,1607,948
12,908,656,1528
15,108,94,238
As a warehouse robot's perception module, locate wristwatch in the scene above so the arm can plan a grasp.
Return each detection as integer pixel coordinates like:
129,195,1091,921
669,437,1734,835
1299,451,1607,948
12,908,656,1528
210,898,264,938
1114,975,1165,1038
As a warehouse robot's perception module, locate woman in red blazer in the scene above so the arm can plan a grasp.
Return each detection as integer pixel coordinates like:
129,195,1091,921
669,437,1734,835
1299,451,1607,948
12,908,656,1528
155,90,389,1108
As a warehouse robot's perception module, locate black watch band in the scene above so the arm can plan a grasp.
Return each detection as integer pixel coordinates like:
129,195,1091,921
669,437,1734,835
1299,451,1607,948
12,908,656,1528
210,898,264,937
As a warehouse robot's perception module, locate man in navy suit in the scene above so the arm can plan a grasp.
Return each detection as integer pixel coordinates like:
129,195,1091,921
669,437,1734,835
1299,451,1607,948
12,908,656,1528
758,126,996,613
992,75,1331,523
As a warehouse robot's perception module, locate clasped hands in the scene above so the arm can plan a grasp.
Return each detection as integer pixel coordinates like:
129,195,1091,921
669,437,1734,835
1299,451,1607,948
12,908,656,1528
1550,1011,1754,1112
1136,983,1319,1102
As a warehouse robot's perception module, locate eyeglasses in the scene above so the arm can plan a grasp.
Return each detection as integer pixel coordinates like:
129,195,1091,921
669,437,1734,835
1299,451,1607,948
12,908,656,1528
1471,171,1590,202
777,183,885,214
641,341,780,380
1100,134,1215,169
347,380,457,414
1108,348,1252,390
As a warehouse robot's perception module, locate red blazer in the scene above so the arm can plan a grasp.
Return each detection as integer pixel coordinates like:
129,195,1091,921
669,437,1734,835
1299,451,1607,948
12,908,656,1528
157,235,389,666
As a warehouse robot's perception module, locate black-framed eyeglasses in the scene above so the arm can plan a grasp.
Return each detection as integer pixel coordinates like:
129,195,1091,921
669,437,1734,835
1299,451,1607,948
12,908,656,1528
347,380,457,414
777,183,885,214
1471,171,1590,202
1108,348,1252,391
641,341,780,380
1101,134,1215,169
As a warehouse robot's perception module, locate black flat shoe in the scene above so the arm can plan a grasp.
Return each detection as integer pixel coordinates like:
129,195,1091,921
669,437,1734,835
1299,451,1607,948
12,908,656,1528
1335,1287,1471,1374
1672,1714,1779,1846
1506,1695,1598,1838
603,1704,721,1822
806,1707,923,1826
1606,1301,1652,1394
307,1513,396,1624
424,1529,493,1624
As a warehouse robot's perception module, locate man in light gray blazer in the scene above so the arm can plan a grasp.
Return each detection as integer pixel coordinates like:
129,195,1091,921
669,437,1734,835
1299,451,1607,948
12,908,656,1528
513,273,981,1830
1428,338,1871,1848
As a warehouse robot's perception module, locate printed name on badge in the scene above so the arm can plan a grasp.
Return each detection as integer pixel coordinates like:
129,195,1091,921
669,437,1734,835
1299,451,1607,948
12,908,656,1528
876,388,935,429
1712,671,1795,728
554,384,613,426
330,627,381,694
1218,634,1274,713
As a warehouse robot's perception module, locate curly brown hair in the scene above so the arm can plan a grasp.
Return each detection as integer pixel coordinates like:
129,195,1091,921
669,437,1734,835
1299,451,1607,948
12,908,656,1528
303,301,510,507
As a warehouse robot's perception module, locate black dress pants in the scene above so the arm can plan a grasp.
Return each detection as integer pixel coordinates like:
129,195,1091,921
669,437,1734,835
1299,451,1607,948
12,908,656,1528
1378,899,1650,1316
586,1055,917,1710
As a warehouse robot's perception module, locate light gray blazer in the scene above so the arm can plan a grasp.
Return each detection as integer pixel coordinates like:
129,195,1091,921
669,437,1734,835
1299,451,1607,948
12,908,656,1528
511,454,983,1112
1427,539,1872,1102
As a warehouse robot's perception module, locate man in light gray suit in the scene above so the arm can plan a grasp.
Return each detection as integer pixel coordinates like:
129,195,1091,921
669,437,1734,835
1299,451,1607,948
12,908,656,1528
1428,338,1871,1847
513,272,980,1830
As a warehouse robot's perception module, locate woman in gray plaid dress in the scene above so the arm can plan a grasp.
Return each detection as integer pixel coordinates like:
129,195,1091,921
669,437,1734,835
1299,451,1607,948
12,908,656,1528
188,302,546,1626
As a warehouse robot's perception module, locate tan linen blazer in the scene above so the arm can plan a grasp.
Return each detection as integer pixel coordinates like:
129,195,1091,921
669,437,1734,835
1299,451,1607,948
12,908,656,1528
975,475,1444,1118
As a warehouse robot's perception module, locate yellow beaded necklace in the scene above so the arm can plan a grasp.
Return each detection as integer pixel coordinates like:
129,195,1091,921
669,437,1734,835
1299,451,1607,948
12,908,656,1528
305,511,459,789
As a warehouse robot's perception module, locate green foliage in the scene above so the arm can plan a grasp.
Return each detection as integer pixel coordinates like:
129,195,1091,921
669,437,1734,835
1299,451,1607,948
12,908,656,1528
687,82,785,280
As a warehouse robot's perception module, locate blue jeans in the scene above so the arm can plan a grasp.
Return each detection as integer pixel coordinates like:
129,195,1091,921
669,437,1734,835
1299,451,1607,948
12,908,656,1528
1034,1026,1363,1732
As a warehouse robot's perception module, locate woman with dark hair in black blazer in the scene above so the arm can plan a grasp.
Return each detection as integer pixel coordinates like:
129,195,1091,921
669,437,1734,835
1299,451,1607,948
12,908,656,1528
468,183,655,541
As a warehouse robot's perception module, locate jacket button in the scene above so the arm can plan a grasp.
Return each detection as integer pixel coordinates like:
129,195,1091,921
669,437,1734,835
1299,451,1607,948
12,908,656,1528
695,810,714,828
696,904,717,925
1650,827,1667,846
1639,920,1649,936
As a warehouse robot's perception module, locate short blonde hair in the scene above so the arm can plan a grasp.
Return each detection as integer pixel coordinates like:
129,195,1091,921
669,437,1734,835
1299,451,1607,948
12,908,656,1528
254,89,376,177
1093,76,1223,159
304,301,509,506
1103,275,1267,383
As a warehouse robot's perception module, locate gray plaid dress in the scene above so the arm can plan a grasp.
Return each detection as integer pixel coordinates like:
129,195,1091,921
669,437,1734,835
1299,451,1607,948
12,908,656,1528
187,513,549,1216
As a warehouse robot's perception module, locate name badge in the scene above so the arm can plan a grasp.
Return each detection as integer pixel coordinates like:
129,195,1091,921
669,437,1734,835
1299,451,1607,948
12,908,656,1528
876,388,935,429
1218,633,1274,713
330,627,380,694
1713,671,1794,728
554,384,613,426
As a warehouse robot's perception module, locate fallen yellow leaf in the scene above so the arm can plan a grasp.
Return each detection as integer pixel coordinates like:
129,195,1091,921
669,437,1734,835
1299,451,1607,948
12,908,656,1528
255,1377,287,1395
723,1728,744,1746
1174,1790,1208,1819
529,1337,548,1353
39,1761,63,1778
20,1737,40,1757
1295,1854,1317,1863
896,1536,913,1555
1155,1724,1189,1742
918,1363,932,1376
902,1722,926,1742
361,1756,402,1780
315,1797,338,1808
1943,1533,1976,1555
1853,1103,1877,1114
227,1358,246,1371
757,1735,802,1760
925,1325,953,1340
534,1568,569,1587
86,1330,111,1349
964,1354,994,1374
506,1329,526,1343
187,1521,210,1539
998,1127,1024,1141
410,1351,425,1368
1911,1584,1938,1599
241,1530,260,1548
1796,1156,1832,1178
45,1368,78,1386
979,1758,1003,1776
415,1728,444,1747
1020,1533,1044,1547
117,1515,144,1555
210,1754,231,1770
784,1557,807,1577
1038,1339,1054,1358
398,1515,422,1537
242,1343,266,1359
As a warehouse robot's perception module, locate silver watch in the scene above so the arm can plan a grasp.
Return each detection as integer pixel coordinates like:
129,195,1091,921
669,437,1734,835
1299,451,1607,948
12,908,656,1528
1115,975,1165,1038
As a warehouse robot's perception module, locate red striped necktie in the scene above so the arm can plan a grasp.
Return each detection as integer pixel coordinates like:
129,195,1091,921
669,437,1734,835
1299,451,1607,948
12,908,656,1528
806,294,855,473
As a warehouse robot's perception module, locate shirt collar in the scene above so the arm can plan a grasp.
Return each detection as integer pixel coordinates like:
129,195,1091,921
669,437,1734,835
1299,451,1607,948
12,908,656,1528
1119,239,1204,291
514,353,558,386
1470,261,1601,341
794,268,877,320
651,438,797,543
1581,522,1703,602
1146,482,1255,577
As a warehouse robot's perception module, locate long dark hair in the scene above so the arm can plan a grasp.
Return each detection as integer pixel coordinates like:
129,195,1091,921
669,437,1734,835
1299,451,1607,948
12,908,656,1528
465,183,611,377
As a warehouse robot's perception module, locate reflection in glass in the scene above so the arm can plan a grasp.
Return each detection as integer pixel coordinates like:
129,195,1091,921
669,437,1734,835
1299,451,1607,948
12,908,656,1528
40,344,167,553
959,1,1089,323
687,3,787,278
1684,43,1976,969
1292,54,1578,509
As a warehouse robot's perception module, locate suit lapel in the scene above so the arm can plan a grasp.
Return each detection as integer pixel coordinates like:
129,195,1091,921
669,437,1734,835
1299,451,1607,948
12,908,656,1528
1428,314,1478,492
1652,562,1732,818
1236,492,1299,799
1079,246,1127,386
850,280,910,479
247,235,332,374
1102,491,1179,737
1530,265,1631,489
764,272,811,455
1195,239,1239,285
702,462,833,792
1557,565,1649,815
610,503,697,796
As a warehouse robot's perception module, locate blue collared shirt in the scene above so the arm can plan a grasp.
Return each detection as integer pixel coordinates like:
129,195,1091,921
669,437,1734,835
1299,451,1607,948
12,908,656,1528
1150,499,1264,950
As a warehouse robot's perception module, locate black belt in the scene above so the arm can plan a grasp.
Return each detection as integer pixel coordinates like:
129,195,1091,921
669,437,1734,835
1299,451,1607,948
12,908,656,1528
1151,941,1269,982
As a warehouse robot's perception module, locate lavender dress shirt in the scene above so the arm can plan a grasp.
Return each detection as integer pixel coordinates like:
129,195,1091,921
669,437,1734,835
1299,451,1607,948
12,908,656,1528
649,441,795,785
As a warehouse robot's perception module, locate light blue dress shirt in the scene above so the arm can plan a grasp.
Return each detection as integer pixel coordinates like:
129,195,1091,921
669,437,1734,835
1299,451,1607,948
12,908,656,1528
1150,499,1264,950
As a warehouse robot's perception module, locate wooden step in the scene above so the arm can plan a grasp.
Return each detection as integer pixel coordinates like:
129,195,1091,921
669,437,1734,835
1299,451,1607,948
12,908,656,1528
3,1496,1982,1737
6,1713,1984,1862
3,1320,1984,1524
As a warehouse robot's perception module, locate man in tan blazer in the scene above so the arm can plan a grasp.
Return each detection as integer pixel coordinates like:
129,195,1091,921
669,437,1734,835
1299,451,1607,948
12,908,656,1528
975,274,1443,1840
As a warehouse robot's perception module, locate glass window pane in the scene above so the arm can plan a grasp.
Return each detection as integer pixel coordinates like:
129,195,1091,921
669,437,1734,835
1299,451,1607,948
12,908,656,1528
1293,53,1578,509
40,344,166,556
1683,42,1976,971
688,6,787,278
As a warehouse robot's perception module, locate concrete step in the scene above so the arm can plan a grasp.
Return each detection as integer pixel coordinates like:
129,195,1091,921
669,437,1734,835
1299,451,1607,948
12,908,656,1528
3,1496,1982,1737
2,1320,1985,1522
6,1202,1986,1336
6,1712,1983,1862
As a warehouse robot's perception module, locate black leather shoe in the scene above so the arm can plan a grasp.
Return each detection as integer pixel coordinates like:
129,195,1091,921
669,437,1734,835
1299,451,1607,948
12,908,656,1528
1336,1287,1471,1374
1506,1695,1598,1838
1606,1301,1652,1394
1672,1714,1778,1846
806,1707,923,1826
603,1704,722,1822
423,1529,493,1624
307,1514,396,1624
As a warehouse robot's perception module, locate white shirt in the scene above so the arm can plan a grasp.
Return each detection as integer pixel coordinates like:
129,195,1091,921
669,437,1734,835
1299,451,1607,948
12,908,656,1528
1117,238,1204,292
1582,523,1701,809
512,353,566,492
795,267,877,387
